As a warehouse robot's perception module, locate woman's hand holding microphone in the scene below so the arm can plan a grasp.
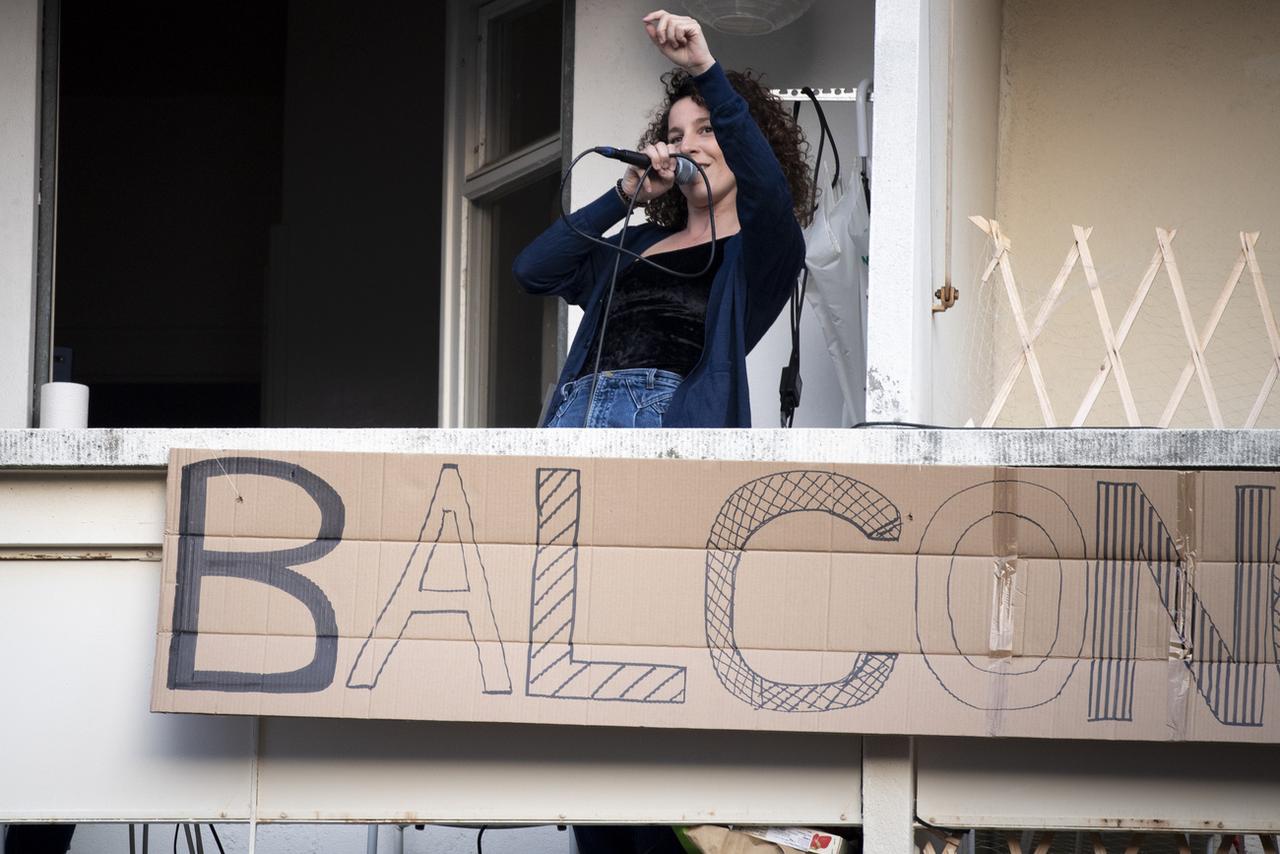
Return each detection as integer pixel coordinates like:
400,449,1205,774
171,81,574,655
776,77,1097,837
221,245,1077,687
619,140,681,204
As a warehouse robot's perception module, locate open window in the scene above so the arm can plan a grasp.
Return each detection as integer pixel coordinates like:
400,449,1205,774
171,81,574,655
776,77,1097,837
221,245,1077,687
44,0,446,427
441,0,569,427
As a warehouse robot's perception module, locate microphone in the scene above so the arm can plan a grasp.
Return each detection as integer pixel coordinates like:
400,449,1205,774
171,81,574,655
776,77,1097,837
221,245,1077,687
593,146,699,185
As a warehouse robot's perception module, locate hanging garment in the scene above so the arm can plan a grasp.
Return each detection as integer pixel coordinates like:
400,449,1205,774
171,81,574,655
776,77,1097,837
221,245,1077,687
803,161,870,426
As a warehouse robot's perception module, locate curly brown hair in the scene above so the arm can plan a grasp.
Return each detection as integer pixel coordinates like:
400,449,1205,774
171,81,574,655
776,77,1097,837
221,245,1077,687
638,67,814,230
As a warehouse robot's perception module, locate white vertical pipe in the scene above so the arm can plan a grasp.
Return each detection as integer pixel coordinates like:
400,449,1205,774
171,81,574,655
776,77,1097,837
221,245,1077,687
247,717,260,854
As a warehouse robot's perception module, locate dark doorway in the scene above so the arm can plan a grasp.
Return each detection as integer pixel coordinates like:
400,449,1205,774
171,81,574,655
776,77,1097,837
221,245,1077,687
53,0,444,427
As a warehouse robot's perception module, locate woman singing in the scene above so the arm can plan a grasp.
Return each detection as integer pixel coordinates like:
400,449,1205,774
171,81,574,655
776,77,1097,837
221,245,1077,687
512,9,813,428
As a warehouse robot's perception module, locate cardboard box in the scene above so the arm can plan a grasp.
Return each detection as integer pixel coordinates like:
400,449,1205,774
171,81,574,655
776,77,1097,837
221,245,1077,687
740,827,846,853
152,449,1280,743
682,825,845,854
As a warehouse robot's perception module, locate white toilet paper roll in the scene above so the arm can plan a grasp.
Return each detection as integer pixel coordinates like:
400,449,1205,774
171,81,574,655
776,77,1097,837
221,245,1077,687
39,382,90,428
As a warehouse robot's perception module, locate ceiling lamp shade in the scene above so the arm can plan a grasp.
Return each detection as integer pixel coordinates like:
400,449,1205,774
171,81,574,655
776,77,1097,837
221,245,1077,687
684,0,816,35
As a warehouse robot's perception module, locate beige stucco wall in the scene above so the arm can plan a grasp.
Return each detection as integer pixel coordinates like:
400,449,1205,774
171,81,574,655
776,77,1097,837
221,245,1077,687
985,0,1280,427
929,0,1002,426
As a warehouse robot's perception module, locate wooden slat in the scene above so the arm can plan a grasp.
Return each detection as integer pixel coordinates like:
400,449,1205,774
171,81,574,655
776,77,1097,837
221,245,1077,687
981,226,1085,427
1032,832,1055,854
1072,231,1173,426
971,216,1002,283
1247,365,1278,429
991,221,1058,426
1075,225,1141,425
1157,227,1224,426
1157,231,1249,427
1243,233,1280,428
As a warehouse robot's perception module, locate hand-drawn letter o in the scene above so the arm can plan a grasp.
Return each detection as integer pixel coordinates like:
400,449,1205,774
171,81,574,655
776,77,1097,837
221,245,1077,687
704,471,901,712
914,480,1088,711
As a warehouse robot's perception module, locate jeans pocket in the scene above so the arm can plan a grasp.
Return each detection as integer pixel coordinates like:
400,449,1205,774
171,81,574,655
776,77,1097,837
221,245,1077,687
546,381,578,427
631,389,674,427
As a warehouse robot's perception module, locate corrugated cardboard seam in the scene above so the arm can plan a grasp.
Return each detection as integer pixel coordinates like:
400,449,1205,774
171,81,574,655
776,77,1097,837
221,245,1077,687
160,630,1180,663
1165,471,1198,740
164,533,1028,557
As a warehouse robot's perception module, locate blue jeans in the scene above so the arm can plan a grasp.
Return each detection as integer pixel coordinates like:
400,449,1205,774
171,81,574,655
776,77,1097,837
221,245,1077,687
545,369,682,428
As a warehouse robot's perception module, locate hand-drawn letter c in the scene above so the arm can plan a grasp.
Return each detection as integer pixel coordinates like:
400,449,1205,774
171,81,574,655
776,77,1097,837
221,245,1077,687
704,471,902,712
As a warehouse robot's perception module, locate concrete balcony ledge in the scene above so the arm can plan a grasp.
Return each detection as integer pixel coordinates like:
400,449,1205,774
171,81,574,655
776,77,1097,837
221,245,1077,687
0,427,1276,469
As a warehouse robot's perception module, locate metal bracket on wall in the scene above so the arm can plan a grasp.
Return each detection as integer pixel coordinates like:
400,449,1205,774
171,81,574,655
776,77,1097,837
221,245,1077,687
933,282,960,313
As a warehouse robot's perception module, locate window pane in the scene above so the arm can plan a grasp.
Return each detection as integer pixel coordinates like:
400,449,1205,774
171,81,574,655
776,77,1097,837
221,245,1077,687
484,0,562,163
486,171,562,426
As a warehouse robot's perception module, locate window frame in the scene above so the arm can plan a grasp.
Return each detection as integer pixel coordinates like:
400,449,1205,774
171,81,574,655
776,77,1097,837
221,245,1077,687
439,0,572,427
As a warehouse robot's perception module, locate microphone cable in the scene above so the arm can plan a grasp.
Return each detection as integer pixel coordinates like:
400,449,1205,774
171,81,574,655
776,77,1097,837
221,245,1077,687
556,148,718,425
780,87,839,427
556,149,718,278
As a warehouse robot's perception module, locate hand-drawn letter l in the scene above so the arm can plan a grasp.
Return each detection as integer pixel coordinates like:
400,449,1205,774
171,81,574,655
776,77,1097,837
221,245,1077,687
526,468,687,703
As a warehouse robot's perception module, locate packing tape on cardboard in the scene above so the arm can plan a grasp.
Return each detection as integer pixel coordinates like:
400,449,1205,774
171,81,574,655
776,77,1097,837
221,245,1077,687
985,473,1026,734
985,472,1020,733
989,555,1018,655
1164,473,1199,740
1165,530,1195,741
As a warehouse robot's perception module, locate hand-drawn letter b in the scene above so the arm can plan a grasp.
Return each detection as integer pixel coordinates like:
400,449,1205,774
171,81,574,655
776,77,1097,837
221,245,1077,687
168,457,344,693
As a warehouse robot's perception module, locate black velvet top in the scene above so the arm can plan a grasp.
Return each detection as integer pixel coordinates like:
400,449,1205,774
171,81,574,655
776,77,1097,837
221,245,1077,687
578,237,729,379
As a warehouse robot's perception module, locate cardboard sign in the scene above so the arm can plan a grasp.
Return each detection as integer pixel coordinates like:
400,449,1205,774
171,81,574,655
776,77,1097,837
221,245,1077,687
153,449,1280,742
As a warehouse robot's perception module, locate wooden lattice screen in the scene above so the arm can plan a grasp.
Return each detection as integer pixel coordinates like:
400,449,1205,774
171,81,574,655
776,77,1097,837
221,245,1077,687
968,219,1280,429
918,830,1279,854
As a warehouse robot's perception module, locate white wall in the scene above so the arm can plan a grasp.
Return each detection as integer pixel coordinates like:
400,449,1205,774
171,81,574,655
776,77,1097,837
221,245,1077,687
0,0,39,427
864,0,934,423
918,737,1280,832
928,0,1002,426
987,0,1280,428
570,0,875,427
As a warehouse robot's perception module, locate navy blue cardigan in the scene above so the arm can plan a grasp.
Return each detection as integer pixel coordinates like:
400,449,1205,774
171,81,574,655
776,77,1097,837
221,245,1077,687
512,62,805,427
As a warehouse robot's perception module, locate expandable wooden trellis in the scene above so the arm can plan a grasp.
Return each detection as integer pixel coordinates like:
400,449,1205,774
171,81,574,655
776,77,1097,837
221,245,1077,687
917,831,1279,854
969,219,1280,428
